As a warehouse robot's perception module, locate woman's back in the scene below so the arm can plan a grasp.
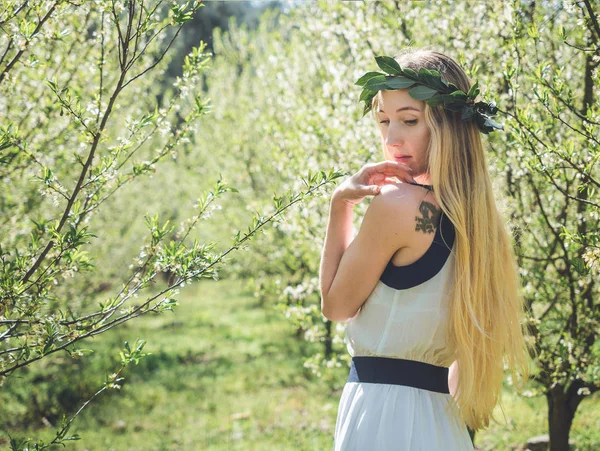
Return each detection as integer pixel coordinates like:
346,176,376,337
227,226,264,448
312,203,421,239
344,182,457,368
334,182,473,450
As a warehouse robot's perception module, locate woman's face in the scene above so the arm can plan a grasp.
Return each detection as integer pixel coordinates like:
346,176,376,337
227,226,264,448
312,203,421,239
376,89,431,183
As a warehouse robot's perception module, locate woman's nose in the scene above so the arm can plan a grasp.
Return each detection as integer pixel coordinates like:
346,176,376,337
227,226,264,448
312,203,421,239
386,129,404,148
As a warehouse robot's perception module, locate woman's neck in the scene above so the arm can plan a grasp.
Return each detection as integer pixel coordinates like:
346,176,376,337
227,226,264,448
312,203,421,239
413,174,431,185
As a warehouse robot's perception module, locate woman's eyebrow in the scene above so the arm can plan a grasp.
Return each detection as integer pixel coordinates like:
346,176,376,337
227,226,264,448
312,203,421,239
377,106,422,113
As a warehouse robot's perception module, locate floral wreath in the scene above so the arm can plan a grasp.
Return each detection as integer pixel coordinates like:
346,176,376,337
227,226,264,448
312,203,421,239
355,55,503,134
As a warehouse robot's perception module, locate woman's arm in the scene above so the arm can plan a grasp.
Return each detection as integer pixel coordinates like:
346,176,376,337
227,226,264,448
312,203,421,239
449,360,459,398
319,184,414,322
318,161,416,322
319,192,355,309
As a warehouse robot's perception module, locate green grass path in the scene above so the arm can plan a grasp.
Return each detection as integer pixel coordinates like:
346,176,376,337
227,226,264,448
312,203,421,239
4,278,599,450
64,279,335,450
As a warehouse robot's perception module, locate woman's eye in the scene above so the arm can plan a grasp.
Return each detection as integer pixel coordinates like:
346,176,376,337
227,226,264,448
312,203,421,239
378,120,417,125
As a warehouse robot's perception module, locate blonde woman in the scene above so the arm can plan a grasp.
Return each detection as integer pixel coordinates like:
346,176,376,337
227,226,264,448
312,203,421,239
319,49,533,450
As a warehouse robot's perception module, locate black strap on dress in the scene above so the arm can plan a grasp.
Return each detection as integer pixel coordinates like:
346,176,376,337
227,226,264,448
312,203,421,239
406,181,434,191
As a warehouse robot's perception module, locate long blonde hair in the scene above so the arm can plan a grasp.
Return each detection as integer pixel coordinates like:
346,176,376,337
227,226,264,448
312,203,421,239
371,48,534,431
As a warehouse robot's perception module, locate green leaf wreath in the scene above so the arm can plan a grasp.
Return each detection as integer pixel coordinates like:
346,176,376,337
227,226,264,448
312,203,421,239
355,55,503,134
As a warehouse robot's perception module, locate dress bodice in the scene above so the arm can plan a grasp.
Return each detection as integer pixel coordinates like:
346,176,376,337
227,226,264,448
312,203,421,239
344,211,457,368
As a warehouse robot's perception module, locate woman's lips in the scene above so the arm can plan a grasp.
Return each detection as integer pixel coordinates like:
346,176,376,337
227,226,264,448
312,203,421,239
394,156,411,161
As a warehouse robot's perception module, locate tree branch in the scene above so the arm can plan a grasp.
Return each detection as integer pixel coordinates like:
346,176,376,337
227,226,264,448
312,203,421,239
0,2,59,83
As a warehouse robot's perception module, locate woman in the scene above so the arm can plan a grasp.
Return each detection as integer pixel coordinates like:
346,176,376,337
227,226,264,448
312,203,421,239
319,48,533,450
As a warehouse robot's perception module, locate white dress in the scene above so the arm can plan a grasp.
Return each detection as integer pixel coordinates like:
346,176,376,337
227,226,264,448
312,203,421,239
333,210,474,451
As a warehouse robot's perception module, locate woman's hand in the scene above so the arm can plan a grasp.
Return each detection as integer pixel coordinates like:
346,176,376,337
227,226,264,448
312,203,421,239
333,160,416,206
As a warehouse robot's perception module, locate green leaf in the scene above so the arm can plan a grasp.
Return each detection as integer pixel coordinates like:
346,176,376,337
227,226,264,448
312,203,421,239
359,88,376,103
362,74,389,91
0,139,13,151
355,71,382,87
461,107,475,120
385,77,416,89
375,56,401,75
467,80,480,100
408,85,437,100
61,434,81,442
426,95,445,107
443,103,464,112
416,68,447,91
449,90,468,101
527,23,539,40
45,78,58,93
401,68,418,79
557,24,567,41
570,257,589,275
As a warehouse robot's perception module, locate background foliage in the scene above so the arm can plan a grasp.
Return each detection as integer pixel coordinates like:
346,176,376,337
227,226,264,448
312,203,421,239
1,0,599,449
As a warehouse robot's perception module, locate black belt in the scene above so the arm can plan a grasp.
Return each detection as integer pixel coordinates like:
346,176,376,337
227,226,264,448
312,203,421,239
347,356,450,394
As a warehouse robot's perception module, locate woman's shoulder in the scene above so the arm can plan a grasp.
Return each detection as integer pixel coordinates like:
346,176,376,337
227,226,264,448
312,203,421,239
367,182,436,226
375,182,435,209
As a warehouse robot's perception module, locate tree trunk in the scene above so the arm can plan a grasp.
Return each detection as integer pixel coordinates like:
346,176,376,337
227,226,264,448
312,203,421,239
546,385,581,451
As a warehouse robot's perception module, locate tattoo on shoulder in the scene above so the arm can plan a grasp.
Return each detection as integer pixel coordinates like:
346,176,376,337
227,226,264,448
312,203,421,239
415,201,441,234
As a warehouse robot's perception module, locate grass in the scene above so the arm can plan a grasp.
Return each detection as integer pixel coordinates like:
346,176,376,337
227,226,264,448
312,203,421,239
2,277,599,450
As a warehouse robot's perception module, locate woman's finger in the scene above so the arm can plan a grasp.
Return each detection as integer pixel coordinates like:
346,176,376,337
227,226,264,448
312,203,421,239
365,162,413,178
363,185,380,195
375,160,413,173
360,161,417,188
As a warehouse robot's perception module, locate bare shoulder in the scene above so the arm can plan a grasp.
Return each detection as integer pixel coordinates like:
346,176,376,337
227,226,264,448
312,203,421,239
364,182,422,227
372,183,442,235
374,182,432,210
